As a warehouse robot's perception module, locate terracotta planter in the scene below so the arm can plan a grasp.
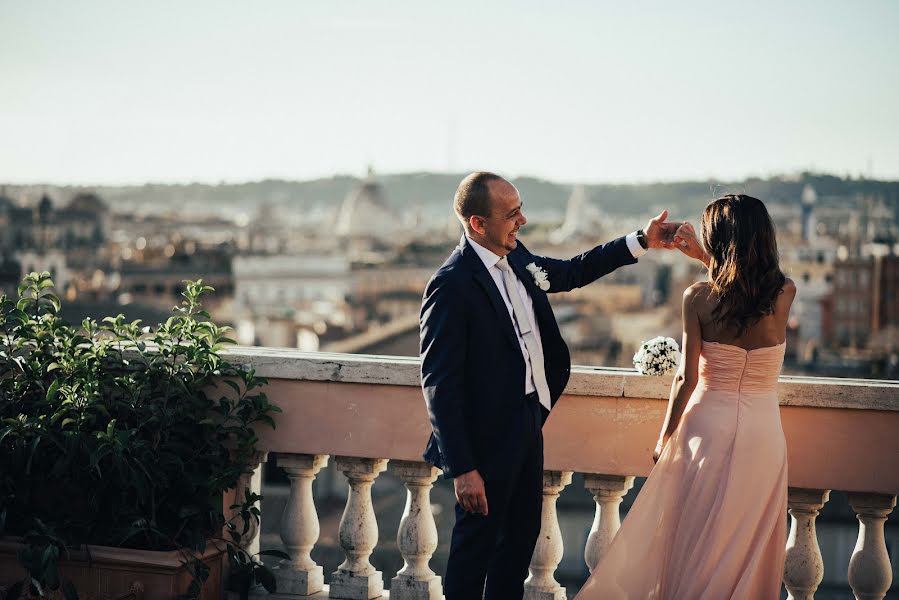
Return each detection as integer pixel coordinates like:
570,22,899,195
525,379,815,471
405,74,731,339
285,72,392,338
0,539,224,600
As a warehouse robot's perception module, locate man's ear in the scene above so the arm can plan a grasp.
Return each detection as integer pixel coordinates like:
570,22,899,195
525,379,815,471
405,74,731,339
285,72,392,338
469,215,486,236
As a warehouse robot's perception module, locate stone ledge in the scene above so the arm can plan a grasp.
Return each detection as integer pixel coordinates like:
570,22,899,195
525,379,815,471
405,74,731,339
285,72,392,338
222,347,899,412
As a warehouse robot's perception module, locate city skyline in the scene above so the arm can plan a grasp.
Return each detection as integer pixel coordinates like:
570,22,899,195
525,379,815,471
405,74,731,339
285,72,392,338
2,0,898,186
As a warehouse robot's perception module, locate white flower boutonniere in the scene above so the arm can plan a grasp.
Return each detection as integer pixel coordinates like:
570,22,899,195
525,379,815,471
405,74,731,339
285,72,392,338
525,262,550,291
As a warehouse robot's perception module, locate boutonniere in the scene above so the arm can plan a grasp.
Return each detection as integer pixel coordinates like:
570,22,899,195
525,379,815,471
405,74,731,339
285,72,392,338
525,262,550,291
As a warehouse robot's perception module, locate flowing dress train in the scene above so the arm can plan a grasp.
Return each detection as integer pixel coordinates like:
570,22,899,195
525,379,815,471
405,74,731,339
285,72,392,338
574,341,788,600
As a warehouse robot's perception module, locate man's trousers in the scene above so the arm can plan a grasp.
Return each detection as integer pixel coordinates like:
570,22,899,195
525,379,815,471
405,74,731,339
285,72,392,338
443,394,549,600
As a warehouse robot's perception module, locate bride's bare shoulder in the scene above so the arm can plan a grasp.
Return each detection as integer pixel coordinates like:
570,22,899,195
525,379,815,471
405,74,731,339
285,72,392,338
683,281,714,310
778,277,797,307
684,281,712,298
781,277,797,299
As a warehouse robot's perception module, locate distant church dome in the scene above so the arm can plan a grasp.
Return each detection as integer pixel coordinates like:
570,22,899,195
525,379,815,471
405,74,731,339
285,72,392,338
334,167,400,239
68,192,107,214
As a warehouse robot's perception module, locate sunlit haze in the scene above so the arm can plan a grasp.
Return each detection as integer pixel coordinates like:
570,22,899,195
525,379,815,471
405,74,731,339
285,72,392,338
2,0,898,185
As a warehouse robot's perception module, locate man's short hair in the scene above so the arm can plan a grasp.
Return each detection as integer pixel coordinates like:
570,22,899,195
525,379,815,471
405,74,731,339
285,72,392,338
454,172,504,229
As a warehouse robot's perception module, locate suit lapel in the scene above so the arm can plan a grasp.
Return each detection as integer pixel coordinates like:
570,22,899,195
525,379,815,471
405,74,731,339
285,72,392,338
507,249,554,325
461,239,520,351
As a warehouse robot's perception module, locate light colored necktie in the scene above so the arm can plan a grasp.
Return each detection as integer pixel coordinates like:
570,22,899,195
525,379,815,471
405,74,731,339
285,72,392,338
495,256,552,411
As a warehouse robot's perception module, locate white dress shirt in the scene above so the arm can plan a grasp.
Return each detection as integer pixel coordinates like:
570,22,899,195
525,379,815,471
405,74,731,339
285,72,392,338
467,233,645,395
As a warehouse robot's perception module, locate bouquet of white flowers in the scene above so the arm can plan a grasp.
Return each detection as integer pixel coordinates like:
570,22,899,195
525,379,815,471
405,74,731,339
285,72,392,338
633,336,680,376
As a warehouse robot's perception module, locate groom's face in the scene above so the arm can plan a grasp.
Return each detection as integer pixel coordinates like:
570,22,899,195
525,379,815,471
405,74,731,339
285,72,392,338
477,180,527,256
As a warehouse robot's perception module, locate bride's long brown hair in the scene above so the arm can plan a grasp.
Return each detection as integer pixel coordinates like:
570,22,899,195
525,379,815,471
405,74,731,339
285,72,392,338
701,195,785,336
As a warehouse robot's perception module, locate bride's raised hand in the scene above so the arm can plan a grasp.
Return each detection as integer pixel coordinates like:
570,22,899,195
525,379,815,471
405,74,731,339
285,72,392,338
674,222,710,267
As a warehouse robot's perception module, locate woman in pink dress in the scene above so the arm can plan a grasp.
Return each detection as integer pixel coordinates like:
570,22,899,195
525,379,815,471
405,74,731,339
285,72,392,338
575,194,796,600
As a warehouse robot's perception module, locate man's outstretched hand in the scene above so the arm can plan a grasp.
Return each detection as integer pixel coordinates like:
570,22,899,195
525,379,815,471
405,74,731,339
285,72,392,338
644,210,682,249
454,469,488,515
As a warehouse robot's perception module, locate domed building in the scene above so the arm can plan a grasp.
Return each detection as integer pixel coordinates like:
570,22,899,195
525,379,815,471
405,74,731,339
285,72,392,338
0,189,110,293
0,191,109,253
67,192,107,214
61,191,110,247
334,167,402,242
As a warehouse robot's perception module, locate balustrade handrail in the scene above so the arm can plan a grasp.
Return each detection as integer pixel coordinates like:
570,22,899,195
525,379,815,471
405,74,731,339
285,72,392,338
223,346,899,411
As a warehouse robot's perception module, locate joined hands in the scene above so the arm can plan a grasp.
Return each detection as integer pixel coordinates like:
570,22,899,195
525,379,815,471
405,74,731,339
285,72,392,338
645,211,711,267
644,210,683,249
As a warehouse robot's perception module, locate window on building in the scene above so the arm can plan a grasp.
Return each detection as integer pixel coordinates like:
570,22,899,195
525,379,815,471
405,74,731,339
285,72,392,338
838,271,848,286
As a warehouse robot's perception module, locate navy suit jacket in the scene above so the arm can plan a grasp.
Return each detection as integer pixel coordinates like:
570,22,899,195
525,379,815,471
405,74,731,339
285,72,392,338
420,234,638,478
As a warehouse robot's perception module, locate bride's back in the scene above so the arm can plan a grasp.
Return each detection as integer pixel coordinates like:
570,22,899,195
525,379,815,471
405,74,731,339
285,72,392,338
692,279,796,351
688,194,797,352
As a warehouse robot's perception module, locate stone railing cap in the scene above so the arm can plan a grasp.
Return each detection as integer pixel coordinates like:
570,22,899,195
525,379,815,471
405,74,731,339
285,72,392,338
222,347,899,412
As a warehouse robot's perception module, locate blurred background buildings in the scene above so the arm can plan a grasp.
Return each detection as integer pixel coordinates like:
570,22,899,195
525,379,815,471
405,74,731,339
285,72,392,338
4,171,899,378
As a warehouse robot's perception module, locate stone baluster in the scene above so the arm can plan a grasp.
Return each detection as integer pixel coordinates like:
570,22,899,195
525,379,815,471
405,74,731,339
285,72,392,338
271,453,329,597
330,456,389,600
783,488,830,600
389,461,442,600
583,474,635,572
847,493,896,600
524,471,573,600
235,450,269,557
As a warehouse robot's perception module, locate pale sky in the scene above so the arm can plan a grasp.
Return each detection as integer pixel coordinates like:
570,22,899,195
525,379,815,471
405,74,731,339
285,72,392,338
1,0,898,185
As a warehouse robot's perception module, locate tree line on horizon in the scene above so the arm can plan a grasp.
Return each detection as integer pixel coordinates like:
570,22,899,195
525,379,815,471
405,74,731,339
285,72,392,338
4,172,898,218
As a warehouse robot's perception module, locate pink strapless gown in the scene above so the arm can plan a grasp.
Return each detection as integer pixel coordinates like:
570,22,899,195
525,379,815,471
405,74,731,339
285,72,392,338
574,341,788,600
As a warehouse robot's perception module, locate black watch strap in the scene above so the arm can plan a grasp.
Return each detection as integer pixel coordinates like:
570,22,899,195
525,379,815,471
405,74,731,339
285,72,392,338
636,229,649,249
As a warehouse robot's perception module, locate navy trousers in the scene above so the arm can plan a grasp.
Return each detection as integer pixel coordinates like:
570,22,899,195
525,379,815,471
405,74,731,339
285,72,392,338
443,394,550,600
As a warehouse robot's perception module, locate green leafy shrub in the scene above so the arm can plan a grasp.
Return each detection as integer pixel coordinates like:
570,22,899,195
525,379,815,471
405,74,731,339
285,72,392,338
0,272,283,599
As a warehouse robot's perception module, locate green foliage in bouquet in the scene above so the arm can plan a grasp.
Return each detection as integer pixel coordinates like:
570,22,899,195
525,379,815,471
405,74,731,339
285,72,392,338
0,272,284,600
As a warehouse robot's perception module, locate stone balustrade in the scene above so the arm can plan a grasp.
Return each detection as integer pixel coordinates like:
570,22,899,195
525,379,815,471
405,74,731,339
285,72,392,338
224,348,899,599
524,470,572,600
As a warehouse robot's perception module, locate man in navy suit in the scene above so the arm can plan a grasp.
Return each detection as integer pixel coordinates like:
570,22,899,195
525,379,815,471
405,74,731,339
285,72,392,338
420,172,679,599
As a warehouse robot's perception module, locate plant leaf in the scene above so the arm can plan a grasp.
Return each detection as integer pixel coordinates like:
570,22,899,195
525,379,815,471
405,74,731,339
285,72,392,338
255,564,277,593
46,379,61,403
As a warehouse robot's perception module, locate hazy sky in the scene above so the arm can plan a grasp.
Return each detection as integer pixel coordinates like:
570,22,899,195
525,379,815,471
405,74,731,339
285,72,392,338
2,0,898,185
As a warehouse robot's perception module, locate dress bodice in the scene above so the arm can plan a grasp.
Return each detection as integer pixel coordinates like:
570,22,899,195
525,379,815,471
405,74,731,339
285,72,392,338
698,340,786,393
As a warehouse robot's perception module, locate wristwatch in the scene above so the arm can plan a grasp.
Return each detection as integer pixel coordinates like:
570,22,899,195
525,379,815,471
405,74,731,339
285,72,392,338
636,229,649,249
